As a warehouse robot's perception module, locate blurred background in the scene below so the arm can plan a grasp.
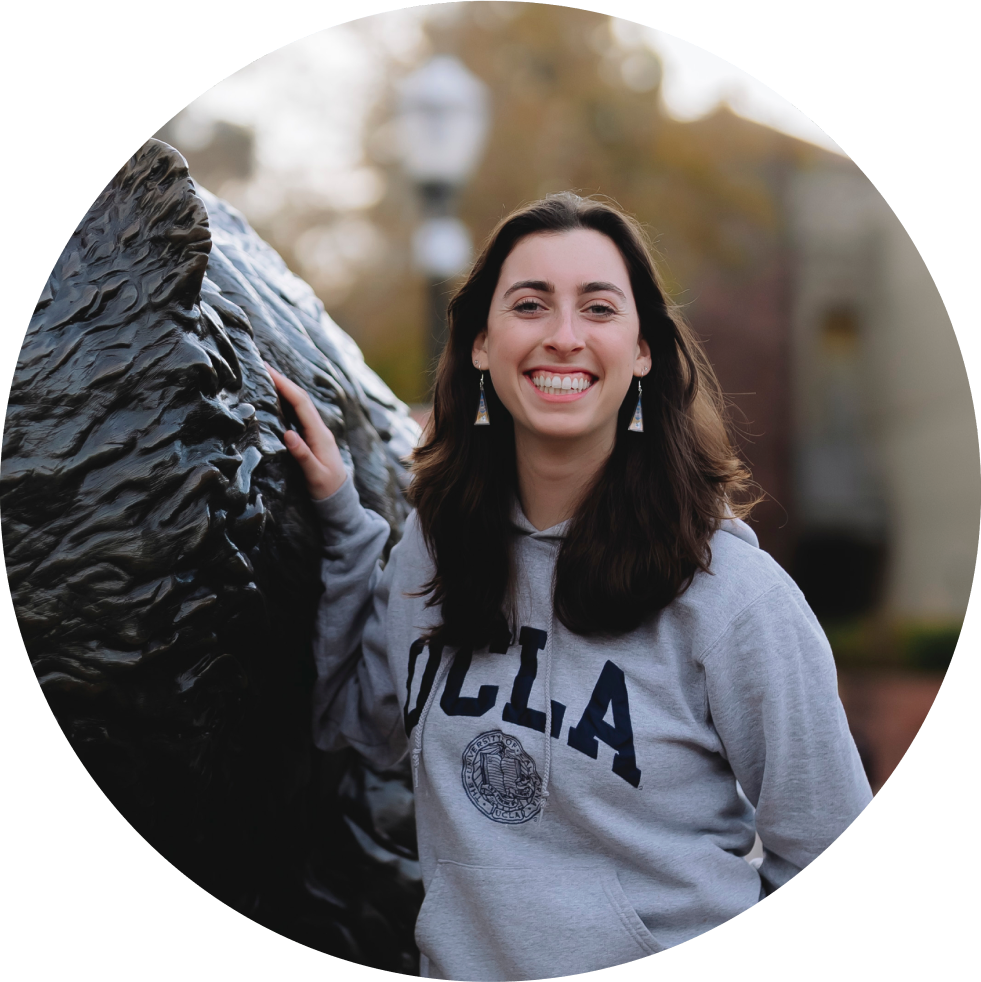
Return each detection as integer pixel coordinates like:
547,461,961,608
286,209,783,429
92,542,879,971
156,1,978,793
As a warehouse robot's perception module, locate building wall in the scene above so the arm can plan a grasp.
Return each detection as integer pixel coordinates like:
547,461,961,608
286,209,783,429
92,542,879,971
789,164,979,621
867,201,980,617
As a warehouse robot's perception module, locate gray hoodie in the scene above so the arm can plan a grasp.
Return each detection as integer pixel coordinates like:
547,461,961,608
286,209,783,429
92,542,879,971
312,477,872,981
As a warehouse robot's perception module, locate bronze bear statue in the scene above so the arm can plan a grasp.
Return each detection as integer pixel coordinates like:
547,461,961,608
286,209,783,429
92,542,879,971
1,139,424,972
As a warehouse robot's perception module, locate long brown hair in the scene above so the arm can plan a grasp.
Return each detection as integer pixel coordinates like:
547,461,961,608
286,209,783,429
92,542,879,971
409,193,757,647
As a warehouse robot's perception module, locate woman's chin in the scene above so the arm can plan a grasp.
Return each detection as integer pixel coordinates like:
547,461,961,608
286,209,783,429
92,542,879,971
517,412,610,445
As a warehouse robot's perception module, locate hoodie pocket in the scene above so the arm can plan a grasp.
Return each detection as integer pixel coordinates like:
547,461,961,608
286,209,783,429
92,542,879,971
415,861,663,981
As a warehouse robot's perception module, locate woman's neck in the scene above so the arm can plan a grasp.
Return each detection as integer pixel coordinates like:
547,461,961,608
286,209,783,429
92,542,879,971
514,425,615,530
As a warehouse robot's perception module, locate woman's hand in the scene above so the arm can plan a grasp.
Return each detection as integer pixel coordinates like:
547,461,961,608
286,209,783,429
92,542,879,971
268,365,347,501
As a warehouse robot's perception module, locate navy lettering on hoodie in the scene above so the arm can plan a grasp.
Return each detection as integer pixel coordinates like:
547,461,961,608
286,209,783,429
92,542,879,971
440,647,499,717
404,638,443,735
568,659,642,787
502,626,566,739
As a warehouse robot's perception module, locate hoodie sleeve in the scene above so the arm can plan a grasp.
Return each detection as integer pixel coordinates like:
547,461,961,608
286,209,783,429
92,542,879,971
700,578,872,895
309,475,408,770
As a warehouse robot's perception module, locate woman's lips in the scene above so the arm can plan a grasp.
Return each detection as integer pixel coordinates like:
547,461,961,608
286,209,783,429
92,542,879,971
524,371,595,401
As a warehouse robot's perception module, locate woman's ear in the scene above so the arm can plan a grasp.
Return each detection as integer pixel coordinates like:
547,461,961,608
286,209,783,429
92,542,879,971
472,330,489,369
635,335,652,376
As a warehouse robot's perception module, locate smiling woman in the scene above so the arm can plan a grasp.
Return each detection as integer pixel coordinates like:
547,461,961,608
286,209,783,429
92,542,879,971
273,192,872,981
409,194,757,644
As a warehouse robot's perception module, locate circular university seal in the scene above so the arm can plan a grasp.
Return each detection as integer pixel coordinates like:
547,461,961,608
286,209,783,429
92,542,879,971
461,729,543,824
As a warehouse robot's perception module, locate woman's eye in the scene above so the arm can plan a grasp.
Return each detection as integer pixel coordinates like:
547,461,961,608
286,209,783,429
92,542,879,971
585,303,616,316
513,300,545,313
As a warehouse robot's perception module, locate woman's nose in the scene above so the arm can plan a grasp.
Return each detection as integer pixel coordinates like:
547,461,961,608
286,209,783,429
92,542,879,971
543,309,584,354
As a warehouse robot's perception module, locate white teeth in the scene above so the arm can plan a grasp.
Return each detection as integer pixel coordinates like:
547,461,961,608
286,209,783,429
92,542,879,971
531,373,592,394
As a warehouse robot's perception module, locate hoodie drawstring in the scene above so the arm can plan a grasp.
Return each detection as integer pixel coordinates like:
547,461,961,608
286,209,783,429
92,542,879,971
538,614,555,823
412,651,450,790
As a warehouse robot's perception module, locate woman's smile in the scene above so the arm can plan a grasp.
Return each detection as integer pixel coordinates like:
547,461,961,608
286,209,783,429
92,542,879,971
524,368,596,400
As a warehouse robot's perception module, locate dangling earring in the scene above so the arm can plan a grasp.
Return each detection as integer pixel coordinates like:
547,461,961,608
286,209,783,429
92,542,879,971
474,364,490,426
628,373,645,433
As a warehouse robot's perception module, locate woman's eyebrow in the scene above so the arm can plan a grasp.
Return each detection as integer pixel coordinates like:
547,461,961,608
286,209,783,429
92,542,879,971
502,279,554,299
580,281,627,300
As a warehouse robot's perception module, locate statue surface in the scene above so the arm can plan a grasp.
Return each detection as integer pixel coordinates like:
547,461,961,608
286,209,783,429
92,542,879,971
1,139,423,971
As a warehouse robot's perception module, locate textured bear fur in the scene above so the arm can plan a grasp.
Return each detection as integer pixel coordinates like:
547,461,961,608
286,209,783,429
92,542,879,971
1,139,423,970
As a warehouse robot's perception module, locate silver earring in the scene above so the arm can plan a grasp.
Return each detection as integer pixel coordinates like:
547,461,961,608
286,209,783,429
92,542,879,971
628,376,644,433
474,371,490,426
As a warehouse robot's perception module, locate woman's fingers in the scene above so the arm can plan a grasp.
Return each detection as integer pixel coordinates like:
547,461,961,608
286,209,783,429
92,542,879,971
283,429,324,495
268,365,306,410
282,428,344,501
269,366,321,433
267,364,347,499
282,427,311,459
268,364,329,453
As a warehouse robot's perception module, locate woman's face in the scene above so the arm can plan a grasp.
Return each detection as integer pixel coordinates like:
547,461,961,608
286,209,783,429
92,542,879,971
473,229,651,446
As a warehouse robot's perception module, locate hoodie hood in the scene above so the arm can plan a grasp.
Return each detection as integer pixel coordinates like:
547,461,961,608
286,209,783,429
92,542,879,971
509,500,570,541
719,516,759,548
511,499,761,551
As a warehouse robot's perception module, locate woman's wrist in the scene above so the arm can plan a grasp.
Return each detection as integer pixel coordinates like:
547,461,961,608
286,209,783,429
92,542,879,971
312,470,369,537
312,470,348,503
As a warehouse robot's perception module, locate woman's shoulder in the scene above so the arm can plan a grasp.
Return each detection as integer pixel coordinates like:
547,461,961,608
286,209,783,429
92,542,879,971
672,518,812,635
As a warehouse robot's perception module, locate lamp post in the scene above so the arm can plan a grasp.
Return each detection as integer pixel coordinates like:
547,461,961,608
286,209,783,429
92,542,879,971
397,55,490,381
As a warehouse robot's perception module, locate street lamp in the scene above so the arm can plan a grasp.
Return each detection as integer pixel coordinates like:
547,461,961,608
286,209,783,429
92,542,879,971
397,55,490,380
